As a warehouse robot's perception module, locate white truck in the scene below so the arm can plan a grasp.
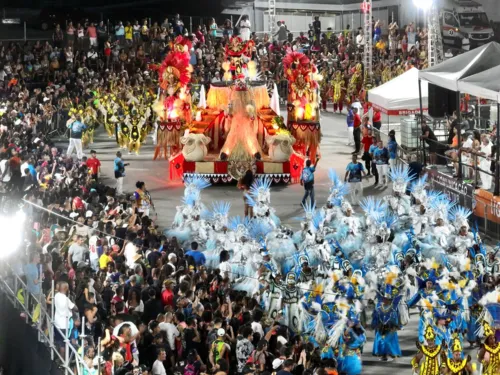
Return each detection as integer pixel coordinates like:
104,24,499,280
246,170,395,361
440,0,494,49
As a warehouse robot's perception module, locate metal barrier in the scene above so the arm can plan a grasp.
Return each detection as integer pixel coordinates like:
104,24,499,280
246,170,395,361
0,262,92,375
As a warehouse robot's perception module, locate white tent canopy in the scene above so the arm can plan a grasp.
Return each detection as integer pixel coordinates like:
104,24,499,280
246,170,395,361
419,42,500,92
457,65,500,102
368,68,428,115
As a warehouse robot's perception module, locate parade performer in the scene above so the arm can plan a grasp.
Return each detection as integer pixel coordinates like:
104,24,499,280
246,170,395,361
371,272,403,361
281,272,302,333
385,165,412,219
153,36,193,159
220,83,262,161
346,64,363,104
478,321,500,375
341,320,366,375
128,111,143,155
411,325,442,375
283,51,321,162
118,111,131,149
441,338,474,375
332,71,346,113
478,292,500,374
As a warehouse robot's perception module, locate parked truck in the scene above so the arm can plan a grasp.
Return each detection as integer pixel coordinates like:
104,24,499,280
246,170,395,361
440,0,494,48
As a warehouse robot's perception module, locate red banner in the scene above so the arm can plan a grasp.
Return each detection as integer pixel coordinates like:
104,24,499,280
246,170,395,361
371,103,428,116
290,152,305,184
169,153,185,180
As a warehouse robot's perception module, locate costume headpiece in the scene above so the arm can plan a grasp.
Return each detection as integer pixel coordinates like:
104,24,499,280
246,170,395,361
388,165,412,194
448,206,472,230
424,325,436,342
205,201,231,222
451,337,462,353
341,201,352,213
327,169,349,206
184,175,211,195
286,272,297,285
158,36,192,92
383,272,398,299
481,321,495,338
246,177,272,205
409,174,428,203
429,194,457,222
360,196,387,221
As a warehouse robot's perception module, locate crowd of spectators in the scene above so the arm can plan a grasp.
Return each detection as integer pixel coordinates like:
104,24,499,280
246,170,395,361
0,12,457,375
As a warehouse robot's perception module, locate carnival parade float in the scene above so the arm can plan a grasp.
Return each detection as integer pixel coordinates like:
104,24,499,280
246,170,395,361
161,36,306,184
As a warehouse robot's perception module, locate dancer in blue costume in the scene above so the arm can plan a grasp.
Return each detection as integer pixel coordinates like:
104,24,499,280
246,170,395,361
341,320,366,375
408,271,438,308
466,286,481,346
371,272,403,361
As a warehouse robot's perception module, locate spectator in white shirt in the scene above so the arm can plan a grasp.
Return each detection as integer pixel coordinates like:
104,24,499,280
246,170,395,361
356,31,365,47
211,71,222,83
88,230,100,272
124,237,139,269
20,155,30,177
54,282,78,350
251,310,265,337
152,348,167,375
158,312,180,350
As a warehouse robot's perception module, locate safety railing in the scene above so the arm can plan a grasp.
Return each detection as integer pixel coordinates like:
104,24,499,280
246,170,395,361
0,261,93,375
420,136,497,189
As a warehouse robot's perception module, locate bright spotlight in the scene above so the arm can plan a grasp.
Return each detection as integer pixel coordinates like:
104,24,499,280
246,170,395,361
413,0,433,10
0,211,25,258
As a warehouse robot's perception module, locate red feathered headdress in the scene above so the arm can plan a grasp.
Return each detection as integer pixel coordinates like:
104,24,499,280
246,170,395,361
169,35,192,54
159,38,192,92
225,36,255,57
282,52,310,71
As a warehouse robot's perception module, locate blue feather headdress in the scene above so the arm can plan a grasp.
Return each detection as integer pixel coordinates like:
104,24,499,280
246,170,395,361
448,206,472,223
360,196,387,221
429,194,457,220
206,201,231,221
182,190,200,207
184,175,211,192
249,177,272,197
300,200,317,220
228,216,250,232
410,174,428,202
312,209,325,232
376,209,399,229
388,165,412,193
245,177,272,206
327,169,349,206
426,190,444,207
248,220,273,242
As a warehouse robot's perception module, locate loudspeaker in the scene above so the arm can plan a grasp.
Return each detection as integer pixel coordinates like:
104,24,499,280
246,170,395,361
428,83,458,117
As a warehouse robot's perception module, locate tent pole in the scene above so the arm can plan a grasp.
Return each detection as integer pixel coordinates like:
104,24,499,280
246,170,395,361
495,103,500,196
418,79,426,165
457,91,462,179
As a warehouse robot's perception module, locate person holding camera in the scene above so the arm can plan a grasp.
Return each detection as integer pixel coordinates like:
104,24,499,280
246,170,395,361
114,151,129,196
66,113,87,160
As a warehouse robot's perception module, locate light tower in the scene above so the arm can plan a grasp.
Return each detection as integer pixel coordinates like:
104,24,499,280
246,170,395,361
269,0,277,39
361,0,373,86
413,0,443,66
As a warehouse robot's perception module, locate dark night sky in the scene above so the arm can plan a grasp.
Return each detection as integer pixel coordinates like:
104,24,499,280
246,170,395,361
4,0,221,17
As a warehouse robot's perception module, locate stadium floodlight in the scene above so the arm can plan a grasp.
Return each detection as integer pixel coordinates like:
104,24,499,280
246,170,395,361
413,0,433,10
0,211,25,258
